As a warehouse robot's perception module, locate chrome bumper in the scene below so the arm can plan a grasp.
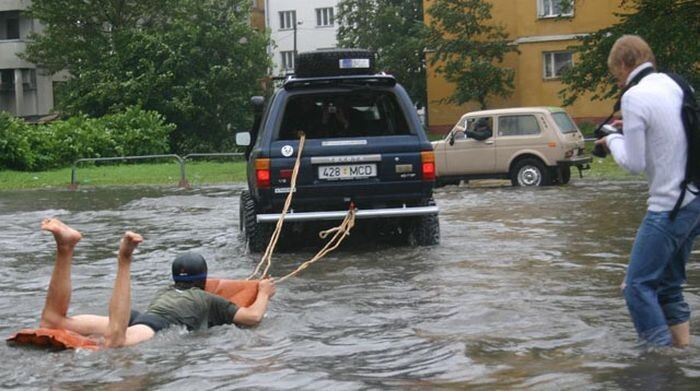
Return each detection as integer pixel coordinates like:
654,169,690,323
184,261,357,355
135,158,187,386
256,205,439,223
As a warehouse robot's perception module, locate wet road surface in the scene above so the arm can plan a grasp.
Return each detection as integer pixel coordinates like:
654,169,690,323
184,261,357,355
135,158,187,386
1,180,699,390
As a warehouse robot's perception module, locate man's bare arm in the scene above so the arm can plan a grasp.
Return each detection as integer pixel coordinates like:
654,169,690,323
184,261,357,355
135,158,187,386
233,278,276,326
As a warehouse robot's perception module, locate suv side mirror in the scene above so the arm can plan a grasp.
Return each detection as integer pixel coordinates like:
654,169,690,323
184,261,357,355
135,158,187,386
250,96,265,114
236,131,251,146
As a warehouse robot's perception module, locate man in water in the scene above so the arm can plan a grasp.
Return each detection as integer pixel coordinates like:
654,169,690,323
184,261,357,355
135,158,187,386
38,218,276,348
595,35,695,347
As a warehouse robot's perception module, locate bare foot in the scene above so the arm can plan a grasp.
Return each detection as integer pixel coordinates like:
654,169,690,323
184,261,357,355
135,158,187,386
41,218,82,248
119,231,143,259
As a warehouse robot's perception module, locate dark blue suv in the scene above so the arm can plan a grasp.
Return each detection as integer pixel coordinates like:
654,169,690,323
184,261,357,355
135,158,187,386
237,50,439,251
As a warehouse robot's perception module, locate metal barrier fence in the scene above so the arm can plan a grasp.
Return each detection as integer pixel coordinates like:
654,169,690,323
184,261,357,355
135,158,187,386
70,152,244,189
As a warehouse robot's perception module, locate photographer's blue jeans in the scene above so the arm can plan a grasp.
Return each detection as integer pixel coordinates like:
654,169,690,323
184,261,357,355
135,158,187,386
624,196,700,346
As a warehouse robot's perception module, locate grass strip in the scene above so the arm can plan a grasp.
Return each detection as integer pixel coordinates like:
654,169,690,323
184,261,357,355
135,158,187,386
0,161,247,190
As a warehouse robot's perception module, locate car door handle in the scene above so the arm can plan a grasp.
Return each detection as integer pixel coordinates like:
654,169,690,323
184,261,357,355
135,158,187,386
484,140,494,145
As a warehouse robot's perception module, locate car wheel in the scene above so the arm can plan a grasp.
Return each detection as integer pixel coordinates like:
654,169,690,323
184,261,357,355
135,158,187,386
510,158,551,187
407,214,440,246
240,190,273,252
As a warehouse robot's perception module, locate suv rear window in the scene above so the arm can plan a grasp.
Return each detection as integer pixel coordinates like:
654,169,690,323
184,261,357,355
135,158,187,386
551,112,578,134
278,90,410,140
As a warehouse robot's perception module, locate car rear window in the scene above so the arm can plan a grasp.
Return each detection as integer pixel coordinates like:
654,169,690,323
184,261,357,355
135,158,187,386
551,112,578,134
498,115,541,136
277,90,410,140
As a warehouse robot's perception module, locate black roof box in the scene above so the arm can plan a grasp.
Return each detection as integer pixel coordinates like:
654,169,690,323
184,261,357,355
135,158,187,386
295,49,376,78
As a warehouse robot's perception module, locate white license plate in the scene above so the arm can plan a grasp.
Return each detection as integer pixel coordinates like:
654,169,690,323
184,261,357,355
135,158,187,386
318,164,377,180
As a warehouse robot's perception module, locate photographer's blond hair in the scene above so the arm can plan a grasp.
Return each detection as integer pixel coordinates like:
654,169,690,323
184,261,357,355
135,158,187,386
607,35,656,72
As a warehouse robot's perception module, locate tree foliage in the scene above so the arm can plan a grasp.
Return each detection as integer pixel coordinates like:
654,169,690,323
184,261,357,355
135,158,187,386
24,0,270,152
336,0,427,107
426,0,516,109
560,0,700,105
0,107,173,171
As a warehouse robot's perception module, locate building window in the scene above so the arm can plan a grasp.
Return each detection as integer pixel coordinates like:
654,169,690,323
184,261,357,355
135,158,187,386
0,69,14,93
281,51,295,71
543,51,573,79
1,11,21,40
279,10,296,30
538,0,574,18
316,7,334,27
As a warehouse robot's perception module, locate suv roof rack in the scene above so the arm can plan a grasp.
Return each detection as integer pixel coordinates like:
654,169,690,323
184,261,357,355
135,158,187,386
283,74,397,91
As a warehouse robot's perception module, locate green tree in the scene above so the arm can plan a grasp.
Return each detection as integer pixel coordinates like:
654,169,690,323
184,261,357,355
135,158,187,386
24,0,270,152
336,0,427,107
426,0,516,109
560,0,699,105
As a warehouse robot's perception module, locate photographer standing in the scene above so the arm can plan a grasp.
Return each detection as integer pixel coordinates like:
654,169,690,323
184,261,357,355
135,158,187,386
596,35,697,348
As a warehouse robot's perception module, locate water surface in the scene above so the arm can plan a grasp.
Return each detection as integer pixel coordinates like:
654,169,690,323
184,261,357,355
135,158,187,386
1,181,698,390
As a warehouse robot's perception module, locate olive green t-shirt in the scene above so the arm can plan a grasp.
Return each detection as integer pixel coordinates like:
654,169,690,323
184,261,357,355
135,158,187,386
145,286,239,331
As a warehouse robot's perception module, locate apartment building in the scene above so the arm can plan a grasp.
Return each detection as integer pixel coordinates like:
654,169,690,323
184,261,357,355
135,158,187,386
424,0,624,133
265,0,339,76
0,0,56,119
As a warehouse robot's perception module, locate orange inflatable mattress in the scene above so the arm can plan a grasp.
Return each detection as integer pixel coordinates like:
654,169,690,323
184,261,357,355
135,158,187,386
6,279,258,350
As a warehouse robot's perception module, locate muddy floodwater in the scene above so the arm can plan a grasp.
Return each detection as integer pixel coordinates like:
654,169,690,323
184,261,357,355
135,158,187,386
1,180,699,390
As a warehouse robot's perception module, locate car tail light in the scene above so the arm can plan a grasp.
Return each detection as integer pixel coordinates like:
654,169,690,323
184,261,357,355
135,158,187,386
255,158,271,188
421,151,435,181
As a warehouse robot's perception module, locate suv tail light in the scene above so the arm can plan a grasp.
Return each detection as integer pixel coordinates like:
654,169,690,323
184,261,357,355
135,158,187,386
421,151,435,181
255,158,271,188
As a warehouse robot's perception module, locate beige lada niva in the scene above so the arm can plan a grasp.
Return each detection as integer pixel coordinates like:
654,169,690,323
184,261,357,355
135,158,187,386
432,107,592,187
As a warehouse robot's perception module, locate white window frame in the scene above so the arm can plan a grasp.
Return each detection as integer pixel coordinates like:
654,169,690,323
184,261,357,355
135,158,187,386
543,51,573,79
281,51,295,71
21,69,36,90
537,0,574,18
315,7,334,27
279,10,296,30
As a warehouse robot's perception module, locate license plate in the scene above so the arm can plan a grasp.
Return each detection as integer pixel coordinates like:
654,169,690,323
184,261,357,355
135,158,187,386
318,164,377,180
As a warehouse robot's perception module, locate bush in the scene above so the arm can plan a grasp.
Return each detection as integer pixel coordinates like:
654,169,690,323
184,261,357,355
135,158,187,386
577,121,597,138
0,107,175,171
0,112,36,170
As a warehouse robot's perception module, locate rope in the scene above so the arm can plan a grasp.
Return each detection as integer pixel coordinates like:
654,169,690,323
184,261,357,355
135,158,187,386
247,133,356,282
248,133,306,280
277,207,355,283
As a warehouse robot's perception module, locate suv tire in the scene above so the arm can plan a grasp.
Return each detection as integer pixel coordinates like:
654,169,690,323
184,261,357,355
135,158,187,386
511,158,551,187
295,49,375,78
407,213,440,246
240,190,273,252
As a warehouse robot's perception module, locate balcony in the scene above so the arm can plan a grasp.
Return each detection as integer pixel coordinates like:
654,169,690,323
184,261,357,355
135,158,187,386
0,1,27,13
0,40,29,68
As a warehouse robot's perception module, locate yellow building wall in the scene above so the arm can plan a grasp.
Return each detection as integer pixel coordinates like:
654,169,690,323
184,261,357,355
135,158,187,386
424,0,626,133
251,0,266,32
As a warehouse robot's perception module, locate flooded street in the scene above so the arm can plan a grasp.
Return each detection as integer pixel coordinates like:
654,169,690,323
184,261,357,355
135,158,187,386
1,180,699,390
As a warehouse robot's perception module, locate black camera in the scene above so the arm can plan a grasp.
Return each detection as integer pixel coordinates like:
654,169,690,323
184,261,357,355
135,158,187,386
592,124,622,158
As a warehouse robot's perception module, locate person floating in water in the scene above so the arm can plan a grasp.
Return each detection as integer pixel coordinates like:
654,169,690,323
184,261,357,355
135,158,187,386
38,218,276,348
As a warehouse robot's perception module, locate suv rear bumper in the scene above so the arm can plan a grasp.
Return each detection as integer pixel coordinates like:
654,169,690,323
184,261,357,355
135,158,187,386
257,205,439,223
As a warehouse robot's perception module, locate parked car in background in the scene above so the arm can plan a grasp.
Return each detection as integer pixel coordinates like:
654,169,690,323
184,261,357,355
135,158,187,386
432,107,591,187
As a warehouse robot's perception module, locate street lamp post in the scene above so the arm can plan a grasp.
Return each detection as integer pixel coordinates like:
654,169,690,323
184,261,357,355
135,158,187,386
293,20,303,57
